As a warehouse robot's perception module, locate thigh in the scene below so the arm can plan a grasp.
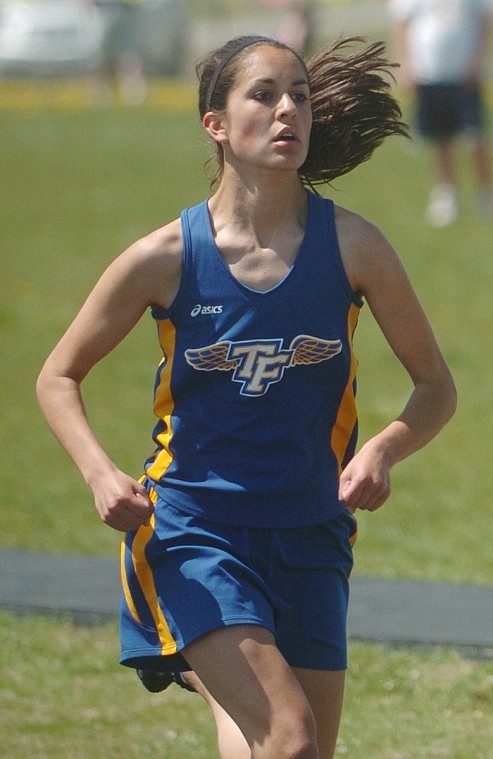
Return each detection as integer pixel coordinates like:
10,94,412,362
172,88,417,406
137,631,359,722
186,672,251,759
185,647,345,759
183,625,316,756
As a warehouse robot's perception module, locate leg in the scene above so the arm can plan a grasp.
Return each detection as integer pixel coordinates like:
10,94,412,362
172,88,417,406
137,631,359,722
416,84,459,225
293,668,346,759
471,134,491,188
460,84,492,210
183,625,319,759
186,666,345,759
426,140,459,226
470,134,493,215
186,671,251,759
434,140,455,187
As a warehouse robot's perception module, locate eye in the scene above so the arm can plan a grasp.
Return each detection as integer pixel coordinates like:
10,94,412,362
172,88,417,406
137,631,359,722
291,91,309,103
253,90,273,102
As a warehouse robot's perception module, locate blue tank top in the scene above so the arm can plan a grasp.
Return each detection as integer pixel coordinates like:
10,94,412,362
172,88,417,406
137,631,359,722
145,191,363,527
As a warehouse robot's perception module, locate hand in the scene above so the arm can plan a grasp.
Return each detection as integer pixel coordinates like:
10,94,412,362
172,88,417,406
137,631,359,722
338,442,391,514
91,469,155,532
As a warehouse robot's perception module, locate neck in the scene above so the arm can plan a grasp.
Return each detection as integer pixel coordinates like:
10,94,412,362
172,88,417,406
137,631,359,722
208,168,308,244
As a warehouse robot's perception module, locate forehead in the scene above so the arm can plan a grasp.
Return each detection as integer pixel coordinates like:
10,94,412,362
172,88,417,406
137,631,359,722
234,45,308,85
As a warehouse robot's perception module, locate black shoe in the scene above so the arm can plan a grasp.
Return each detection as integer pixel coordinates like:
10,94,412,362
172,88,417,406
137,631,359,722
136,669,173,692
136,669,196,693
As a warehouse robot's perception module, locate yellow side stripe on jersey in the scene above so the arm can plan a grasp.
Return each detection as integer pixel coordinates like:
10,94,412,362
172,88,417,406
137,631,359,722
330,302,360,475
146,319,177,483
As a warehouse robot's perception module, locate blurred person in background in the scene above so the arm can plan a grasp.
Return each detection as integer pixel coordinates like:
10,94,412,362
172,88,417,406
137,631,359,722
273,1,315,54
388,0,493,227
92,0,147,106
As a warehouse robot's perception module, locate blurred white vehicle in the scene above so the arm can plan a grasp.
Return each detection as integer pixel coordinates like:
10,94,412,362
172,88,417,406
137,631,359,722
0,0,103,76
0,0,187,77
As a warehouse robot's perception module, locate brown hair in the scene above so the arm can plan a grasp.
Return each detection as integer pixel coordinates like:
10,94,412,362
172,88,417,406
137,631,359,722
196,35,408,189
302,37,408,187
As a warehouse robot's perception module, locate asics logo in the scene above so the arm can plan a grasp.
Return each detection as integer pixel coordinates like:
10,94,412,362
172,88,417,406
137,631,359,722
185,335,342,397
191,303,223,317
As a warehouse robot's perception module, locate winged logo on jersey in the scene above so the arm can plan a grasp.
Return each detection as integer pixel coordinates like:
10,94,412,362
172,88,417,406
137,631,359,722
185,334,342,397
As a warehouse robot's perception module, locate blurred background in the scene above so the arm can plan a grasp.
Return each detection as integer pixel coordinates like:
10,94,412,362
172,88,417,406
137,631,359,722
0,1,387,87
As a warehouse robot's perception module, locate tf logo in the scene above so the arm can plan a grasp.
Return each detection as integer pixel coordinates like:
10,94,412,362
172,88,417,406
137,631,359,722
185,335,342,397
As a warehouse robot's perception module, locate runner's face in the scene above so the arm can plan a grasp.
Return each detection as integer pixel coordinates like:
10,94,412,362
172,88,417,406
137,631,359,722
221,46,312,173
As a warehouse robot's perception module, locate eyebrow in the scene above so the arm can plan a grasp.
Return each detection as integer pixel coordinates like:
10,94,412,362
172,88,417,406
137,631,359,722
250,77,310,87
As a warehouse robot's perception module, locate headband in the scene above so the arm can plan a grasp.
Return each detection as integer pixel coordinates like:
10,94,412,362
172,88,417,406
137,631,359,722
205,36,272,111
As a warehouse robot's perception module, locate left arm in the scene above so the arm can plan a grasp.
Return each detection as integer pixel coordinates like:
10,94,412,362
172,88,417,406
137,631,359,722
467,10,491,83
336,210,457,513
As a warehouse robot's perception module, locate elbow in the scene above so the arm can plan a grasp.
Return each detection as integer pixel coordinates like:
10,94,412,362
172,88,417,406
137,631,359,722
448,377,458,421
35,361,51,410
35,358,64,408
36,357,84,413
439,367,458,426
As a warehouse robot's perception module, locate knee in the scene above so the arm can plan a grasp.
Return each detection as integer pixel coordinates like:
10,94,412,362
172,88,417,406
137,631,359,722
275,737,318,759
280,738,318,759
270,710,319,759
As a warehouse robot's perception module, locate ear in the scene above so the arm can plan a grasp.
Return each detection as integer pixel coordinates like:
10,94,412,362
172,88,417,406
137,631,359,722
202,111,229,145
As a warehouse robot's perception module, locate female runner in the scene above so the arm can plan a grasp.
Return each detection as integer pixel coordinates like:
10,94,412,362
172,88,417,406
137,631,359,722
37,35,456,759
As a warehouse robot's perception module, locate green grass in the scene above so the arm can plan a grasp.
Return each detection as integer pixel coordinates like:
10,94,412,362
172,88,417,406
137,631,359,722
1,94,492,583
1,612,492,758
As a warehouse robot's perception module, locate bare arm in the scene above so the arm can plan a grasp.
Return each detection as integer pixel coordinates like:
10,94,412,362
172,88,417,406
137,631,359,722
36,221,183,531
468,11,491,83
392,19,415,88
336,210,457,512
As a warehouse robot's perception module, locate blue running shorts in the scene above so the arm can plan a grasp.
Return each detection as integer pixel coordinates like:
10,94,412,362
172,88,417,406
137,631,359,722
119,494,357,673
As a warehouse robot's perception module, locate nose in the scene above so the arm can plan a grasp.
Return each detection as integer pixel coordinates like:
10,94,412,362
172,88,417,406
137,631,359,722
277,92,297,118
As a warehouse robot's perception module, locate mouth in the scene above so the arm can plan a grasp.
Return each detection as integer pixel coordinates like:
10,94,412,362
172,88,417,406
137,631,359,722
274,130,298,143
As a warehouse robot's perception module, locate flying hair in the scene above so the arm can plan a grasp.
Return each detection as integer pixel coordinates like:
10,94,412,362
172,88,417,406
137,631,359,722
196,35,409,189
301,37,409,187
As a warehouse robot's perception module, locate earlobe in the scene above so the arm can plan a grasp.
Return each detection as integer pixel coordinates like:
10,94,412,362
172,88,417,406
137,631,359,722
203,112,228,144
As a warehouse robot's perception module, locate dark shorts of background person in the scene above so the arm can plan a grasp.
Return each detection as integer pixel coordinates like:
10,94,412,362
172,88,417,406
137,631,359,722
416,82,486,142
120,500,358,674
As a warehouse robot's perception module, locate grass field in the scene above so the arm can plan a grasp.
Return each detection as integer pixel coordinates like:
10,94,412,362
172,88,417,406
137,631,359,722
1,76,493,757
1,613,492,758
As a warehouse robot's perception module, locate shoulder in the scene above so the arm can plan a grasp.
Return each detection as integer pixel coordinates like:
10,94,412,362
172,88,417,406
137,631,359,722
110,217,184,310
333,204,402,296
130,217,183,264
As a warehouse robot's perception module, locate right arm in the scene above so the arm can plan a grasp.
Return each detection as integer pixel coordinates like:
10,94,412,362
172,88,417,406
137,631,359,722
392,18,415,88
36,220,183,532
